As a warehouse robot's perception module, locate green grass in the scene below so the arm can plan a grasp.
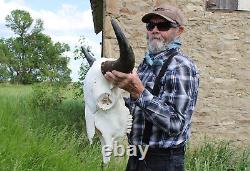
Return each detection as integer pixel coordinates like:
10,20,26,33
185,141,250,171
0,84,102,170
0,84,249,171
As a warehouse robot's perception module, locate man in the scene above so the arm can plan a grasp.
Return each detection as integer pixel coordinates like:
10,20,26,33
105,3,199,171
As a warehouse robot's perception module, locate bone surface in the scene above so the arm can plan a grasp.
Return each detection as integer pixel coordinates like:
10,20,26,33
84,58,132,163
83,19,135,164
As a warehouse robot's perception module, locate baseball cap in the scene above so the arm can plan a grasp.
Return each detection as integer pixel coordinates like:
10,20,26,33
142,3,184,26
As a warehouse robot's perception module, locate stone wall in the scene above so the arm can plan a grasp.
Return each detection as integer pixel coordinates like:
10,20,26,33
102,0,250,146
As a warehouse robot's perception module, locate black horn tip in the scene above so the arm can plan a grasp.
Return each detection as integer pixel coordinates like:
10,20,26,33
81,46,96,67
100,18,135,75
111,18,125,40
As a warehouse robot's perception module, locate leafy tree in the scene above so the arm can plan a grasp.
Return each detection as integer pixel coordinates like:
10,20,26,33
0,9,71,84
0,39,11,82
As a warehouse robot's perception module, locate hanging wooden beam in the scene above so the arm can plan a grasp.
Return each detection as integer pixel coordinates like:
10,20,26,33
90,0,103,34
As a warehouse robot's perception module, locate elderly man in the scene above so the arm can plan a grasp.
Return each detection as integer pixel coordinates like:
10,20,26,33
105,3,199,171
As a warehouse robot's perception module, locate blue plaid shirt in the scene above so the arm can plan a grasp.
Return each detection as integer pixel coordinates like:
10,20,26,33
125,48,199,148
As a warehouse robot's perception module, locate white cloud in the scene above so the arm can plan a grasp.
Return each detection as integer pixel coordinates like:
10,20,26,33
33,6,94,32
0,0,101,81
0,0,94,31
0,0,28,23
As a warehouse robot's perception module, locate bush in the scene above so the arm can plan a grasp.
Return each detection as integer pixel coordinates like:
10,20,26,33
31,82,65,111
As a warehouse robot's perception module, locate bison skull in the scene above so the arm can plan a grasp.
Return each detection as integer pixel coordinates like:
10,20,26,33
83,19,135,164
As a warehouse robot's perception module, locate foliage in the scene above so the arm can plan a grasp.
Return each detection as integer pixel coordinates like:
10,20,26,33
0,39,11,82
0,9,71,84
0,64,9,82
31,82,66,111
72,36,93,99
72,64,89,99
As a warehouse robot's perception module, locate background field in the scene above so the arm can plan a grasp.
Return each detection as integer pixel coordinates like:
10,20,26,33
0,84,249,171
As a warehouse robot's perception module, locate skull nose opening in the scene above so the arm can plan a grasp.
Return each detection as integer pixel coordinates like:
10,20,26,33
97,93,114,110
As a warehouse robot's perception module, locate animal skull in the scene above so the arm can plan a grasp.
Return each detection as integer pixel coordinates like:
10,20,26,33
83,19,135,164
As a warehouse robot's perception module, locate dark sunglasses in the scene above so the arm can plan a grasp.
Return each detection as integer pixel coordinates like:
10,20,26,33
146,22,178,31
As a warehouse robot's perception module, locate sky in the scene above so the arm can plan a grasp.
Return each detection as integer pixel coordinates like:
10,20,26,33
0,0,102,81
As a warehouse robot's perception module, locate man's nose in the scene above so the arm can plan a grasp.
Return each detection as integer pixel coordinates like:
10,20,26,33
151,25,159,32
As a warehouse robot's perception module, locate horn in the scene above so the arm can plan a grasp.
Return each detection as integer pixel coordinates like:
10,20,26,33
101,18,135,75
81,46,96,67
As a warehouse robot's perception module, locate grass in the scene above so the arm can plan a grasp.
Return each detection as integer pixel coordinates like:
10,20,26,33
0,84,102,170
185,141,250,171
0,84,249,171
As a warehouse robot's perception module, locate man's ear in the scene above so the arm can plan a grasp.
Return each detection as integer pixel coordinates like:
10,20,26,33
177,26,184,36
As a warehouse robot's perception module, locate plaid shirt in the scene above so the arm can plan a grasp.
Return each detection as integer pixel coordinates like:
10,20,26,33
125,49,199,148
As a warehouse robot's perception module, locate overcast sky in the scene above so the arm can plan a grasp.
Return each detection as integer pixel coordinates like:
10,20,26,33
0,0,102,81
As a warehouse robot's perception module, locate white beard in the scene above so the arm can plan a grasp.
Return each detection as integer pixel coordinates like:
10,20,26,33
147,33,176,55
147,39,169,55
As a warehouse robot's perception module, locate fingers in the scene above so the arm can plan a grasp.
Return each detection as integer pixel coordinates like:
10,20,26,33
104,72,116,81
104,71,123,86
112,70,128,79
104,70,136,90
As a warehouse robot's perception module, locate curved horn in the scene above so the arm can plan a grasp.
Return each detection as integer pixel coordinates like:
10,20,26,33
81,46,96,67
101,18,135,75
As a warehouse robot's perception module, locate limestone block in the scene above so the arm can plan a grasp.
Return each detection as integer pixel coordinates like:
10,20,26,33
222,35,240,40
186,3,203,11
106,0,119,13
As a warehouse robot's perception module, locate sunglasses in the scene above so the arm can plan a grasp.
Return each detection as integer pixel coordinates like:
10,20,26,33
146,22,178,31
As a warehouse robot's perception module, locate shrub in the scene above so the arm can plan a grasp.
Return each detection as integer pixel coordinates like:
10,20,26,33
31,82,65,111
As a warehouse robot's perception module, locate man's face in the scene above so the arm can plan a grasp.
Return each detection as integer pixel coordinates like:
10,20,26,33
146,16,181,54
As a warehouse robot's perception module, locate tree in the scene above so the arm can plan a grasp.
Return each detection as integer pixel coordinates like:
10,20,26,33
0,10,71,84
0,39,11,82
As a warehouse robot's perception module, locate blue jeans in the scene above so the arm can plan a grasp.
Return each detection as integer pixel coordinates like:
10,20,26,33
125,146,185,171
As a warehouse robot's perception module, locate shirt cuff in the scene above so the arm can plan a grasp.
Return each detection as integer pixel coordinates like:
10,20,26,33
133,88,154,108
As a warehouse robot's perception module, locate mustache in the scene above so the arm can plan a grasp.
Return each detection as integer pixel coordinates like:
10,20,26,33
147,34,164,41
